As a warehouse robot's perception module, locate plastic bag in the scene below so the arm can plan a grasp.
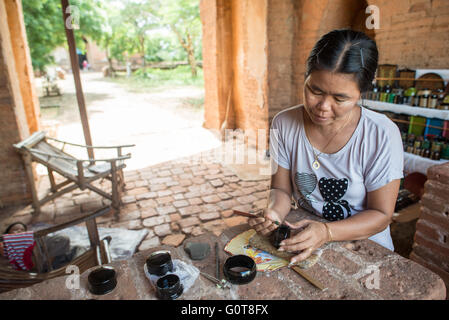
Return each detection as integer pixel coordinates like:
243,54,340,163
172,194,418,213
144,259,199,294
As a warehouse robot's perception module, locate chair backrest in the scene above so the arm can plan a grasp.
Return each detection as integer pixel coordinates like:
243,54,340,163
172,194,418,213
0,206,112,293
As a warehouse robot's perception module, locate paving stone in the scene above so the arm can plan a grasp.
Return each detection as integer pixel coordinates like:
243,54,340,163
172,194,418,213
173,199,189,208
182,226,194,234
125,187,149,196
236,195,258,205
220,209,234,218
201,194,221,204
202,203,221,212
191,227,204,237
169,213,182,222
173,193,184,200
199,211,220,221
156,196,174,205
112,219,142,230
241,187,258,195
157,190,173,197
143,216,166,228
140,207,158,219
149,184,167,192
217,199,240,210
122,195,136,204
188,197,203,205
192,177,206,184
170,186,188,194
139,199,158,208
178,179,193,187
154,223,171,237
156,205,177,215
179,205,202,216
134,180,148,188
138,237,160,251
170,168,185,175
119,209,141,222
162,234,186,247
217,192,232,200
179,216,201,228
158,170,172,177
233,204,253,213
136,192,158,200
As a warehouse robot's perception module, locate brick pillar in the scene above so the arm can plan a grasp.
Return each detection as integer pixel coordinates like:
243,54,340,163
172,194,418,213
0,0,32,209
410,162,449,299
5,0,41,134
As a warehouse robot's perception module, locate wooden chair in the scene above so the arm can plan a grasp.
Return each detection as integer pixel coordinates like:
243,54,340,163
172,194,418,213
0,206,112,293
13,131,134,214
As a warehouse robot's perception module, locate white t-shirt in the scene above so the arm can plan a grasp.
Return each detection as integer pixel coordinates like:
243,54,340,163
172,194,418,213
269,104,404,250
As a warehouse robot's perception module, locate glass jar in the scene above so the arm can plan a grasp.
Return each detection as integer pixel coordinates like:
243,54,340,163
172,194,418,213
419,95,429,108
428,94,438,109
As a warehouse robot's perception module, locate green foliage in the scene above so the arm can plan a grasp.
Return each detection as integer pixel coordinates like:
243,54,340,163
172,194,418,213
22,0,106,71
109,65,203,92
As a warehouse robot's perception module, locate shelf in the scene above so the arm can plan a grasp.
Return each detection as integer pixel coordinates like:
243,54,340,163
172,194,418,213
361,99,449,120
404,152,449,175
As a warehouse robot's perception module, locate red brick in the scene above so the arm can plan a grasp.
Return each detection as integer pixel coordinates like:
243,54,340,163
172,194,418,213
414,231,449,257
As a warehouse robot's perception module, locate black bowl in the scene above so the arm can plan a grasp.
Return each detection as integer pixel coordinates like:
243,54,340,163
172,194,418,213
87,266,117,295
146,251,173,276
156,274,183,300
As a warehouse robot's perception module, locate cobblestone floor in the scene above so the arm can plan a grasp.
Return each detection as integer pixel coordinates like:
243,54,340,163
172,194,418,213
1,146,271,252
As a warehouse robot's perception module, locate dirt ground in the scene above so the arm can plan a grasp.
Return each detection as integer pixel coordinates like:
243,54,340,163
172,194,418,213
37,71,220,172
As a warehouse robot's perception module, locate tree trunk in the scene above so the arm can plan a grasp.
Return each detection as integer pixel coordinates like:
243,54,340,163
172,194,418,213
186,33,197,77
170,24,197,77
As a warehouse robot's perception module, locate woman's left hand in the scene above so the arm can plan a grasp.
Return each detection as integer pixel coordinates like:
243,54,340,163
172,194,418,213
278,219,329,264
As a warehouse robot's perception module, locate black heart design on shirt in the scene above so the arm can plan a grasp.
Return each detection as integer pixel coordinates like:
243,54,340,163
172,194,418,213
318,177,351,221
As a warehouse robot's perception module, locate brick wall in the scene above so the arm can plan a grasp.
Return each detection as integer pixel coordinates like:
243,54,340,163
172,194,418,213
410,162,449,299
200,0,449,142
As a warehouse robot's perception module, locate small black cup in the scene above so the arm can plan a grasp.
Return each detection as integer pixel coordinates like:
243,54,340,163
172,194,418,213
87,266,117,295
146,251,173,276
270,224,291,249
156,274,183,300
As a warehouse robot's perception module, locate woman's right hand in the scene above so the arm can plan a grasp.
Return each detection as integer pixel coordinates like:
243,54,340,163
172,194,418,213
248,208,283,236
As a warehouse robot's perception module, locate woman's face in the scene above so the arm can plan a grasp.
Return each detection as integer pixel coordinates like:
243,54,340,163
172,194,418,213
8,223,26,234
303,70,361,126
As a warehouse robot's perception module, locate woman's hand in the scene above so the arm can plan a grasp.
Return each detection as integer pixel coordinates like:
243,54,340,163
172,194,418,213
0,242,4,256
279,219,329,264
248,208,283,237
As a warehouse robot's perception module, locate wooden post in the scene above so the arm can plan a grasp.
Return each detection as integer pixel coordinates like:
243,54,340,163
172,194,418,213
60,0,94,161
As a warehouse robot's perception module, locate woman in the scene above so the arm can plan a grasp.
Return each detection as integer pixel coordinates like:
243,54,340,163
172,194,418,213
248,29,404,265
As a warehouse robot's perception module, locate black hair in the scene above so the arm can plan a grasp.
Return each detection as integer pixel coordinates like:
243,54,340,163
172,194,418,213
305,29,378,93
4,222,27,235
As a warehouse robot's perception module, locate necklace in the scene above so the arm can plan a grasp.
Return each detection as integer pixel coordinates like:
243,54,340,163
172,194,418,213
307,109,353,170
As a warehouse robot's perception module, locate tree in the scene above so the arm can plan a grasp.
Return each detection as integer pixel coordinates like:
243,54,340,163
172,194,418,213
22,0,106,72
158,0,202,77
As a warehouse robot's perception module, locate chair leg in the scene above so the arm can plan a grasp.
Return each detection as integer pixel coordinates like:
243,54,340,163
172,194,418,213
47,168,57,193
23,154,41,214
110,162,120,210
